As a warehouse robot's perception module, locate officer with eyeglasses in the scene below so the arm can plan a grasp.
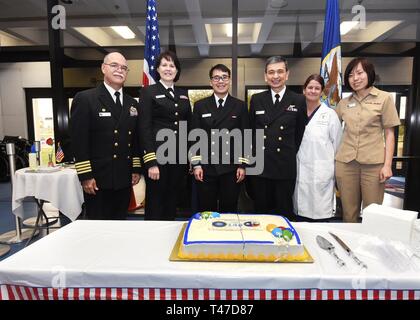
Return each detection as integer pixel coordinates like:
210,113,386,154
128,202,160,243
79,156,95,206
70,52,142,220
190,64,250,213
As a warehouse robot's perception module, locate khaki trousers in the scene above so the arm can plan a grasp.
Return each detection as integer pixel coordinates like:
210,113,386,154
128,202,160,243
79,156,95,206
335,160,385,223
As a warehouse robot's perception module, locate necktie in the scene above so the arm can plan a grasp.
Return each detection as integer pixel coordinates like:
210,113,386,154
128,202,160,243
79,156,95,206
167,87,174,98
218,98,224,108
114,91,122,117
115,91,122,108
274,93,280,107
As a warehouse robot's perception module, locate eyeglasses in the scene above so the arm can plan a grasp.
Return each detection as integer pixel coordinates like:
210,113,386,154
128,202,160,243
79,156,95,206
104,63,129,72
211,75,230,82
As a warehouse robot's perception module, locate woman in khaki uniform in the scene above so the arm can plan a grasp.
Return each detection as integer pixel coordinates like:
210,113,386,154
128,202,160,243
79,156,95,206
335,58,400,222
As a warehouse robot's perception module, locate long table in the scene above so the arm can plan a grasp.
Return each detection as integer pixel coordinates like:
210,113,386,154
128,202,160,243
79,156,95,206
0,220,419,300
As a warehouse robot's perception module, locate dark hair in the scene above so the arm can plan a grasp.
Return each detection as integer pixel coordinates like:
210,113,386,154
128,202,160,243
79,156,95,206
344,57,376,91
155,50,181,82
303,74,325,90
265,56,288,73
209,64,231,79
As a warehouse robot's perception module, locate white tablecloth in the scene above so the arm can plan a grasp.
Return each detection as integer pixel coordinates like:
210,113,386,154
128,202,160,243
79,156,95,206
12,168,84,221
0,220,419,300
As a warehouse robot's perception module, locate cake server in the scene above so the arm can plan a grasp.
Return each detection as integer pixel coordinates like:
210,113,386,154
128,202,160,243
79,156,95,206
329,232,368,269
316,235,346,267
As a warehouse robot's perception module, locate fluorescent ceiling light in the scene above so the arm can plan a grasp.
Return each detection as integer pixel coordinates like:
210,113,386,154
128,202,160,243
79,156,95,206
226,24,232,37
340,21,359,35
111,26,135,39
205,23,259,44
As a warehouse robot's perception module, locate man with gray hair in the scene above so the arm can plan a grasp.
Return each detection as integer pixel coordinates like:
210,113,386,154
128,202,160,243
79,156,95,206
70,52,142,220
249,56,307,220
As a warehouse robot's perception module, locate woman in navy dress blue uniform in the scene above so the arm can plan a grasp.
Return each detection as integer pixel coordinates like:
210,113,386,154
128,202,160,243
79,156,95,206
138,51,191,220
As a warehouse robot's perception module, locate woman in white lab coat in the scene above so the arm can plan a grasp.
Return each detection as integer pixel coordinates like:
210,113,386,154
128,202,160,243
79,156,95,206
293,74,342,221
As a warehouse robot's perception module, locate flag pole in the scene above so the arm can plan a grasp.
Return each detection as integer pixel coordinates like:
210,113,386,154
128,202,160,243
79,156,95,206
129,0,162,212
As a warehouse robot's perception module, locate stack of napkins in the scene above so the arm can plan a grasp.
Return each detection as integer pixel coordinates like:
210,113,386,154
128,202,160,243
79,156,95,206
362,203,418,244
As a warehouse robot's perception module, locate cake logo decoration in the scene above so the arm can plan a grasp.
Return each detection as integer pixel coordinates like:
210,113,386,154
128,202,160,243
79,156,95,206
266,224,294,242
212,221,227,228
243,221,260,227
193,211,220,220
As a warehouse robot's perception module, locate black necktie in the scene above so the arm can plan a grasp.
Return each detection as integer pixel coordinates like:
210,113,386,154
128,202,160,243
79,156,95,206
115,91,122,107
114,91,122,117
218,98,224,108
274,93,280,107
167,87,174,97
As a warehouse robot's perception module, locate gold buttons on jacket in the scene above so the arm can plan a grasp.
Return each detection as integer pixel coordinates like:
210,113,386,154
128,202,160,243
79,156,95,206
113,155,117,159
128,143,131,147
175,103,178,107
174,121,178,125
175,112,178,116
278,137,282,141
114,130,118,134
114,142,118,147
127,156,130,159
264,135,266,139
264,125,268,129
277,148,281,152
280,126,284,130
128,131,132,135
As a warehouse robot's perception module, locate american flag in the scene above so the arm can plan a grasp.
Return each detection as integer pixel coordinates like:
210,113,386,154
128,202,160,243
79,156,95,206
143,0,161,86
55,143,64,163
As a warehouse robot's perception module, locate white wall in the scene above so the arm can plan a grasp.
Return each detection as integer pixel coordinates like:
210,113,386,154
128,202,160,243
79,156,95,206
0,62,51,139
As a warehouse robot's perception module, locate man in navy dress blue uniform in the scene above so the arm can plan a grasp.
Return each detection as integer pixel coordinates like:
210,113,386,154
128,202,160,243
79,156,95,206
249,56,307,220
190,64,249,213
70,52,142,220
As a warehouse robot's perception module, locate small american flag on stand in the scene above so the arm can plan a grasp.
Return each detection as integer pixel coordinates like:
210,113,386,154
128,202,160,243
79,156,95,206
55,143,64,163
143,0,161,86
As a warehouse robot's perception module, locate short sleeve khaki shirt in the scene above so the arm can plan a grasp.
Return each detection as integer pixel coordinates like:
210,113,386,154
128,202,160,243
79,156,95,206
335,86,400,164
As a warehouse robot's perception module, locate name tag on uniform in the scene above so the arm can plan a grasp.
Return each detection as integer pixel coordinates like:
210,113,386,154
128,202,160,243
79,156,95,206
202,113,212,118
256,110,265,115
286,105,298,112
347,103,356,108
155,94,165,99
99,112,111,117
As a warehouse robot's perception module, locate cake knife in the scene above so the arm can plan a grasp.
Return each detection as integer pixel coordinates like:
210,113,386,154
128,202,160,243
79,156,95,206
329,232,368,269
316,235,346,267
